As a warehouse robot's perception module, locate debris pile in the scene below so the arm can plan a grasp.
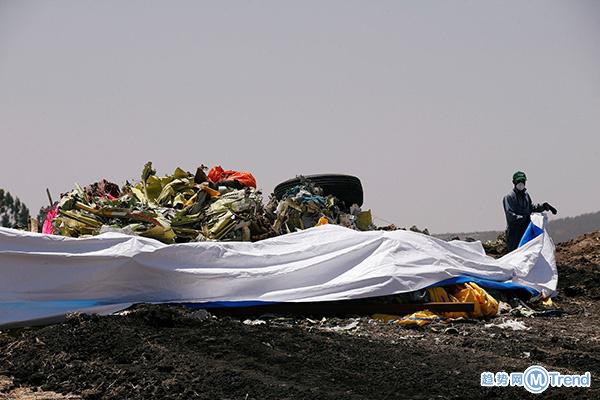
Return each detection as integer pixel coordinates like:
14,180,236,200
266,177,374,235
45,162,430,244
50,162,274,243
482,232,508,257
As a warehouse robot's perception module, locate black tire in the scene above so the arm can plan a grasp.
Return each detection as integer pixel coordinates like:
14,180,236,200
273,174,363,208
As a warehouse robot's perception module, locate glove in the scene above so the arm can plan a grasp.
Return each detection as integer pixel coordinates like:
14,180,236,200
543,202,558,215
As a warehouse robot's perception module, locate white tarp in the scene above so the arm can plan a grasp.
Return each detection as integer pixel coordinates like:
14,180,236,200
0,214,557,325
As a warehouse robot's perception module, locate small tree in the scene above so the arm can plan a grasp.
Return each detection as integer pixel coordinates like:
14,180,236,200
0,188,31,229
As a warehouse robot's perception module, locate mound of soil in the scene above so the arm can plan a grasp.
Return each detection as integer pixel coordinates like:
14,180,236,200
556,231,600,298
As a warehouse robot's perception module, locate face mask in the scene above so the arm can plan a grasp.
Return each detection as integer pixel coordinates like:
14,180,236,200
515,182,526,191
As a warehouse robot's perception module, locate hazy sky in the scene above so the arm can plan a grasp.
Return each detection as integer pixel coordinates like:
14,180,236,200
1,0,599,233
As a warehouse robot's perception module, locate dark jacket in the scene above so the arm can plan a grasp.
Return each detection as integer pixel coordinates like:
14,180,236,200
503,188,543,251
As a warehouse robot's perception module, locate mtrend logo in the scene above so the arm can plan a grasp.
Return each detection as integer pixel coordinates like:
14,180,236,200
523,366,550,393
481,365,591,394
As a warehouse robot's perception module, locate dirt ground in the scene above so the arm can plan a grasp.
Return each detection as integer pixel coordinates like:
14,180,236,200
0,233,598,400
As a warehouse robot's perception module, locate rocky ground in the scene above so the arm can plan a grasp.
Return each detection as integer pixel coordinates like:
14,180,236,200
0,232,599,400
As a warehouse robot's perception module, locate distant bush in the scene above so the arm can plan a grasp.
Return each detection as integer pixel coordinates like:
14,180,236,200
0,189,30,229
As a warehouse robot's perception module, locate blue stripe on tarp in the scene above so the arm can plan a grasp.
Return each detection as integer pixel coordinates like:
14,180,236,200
0,300,120,325
179,276,539,309
428,275,538,296
518,220,544,248
1,300,110,310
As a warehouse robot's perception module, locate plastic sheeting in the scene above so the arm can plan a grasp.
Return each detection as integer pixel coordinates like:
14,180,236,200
0,213,556,325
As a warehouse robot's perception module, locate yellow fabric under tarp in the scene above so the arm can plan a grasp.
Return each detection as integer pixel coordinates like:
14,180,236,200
449,282,498,318
427,286,464,319
372,282,499,326
542,297,554,307
373,310,442,327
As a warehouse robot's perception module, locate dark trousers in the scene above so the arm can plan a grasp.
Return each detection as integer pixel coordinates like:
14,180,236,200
506,221,529,252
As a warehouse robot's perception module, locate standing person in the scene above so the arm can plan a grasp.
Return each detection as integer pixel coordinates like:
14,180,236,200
503,171,557,252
